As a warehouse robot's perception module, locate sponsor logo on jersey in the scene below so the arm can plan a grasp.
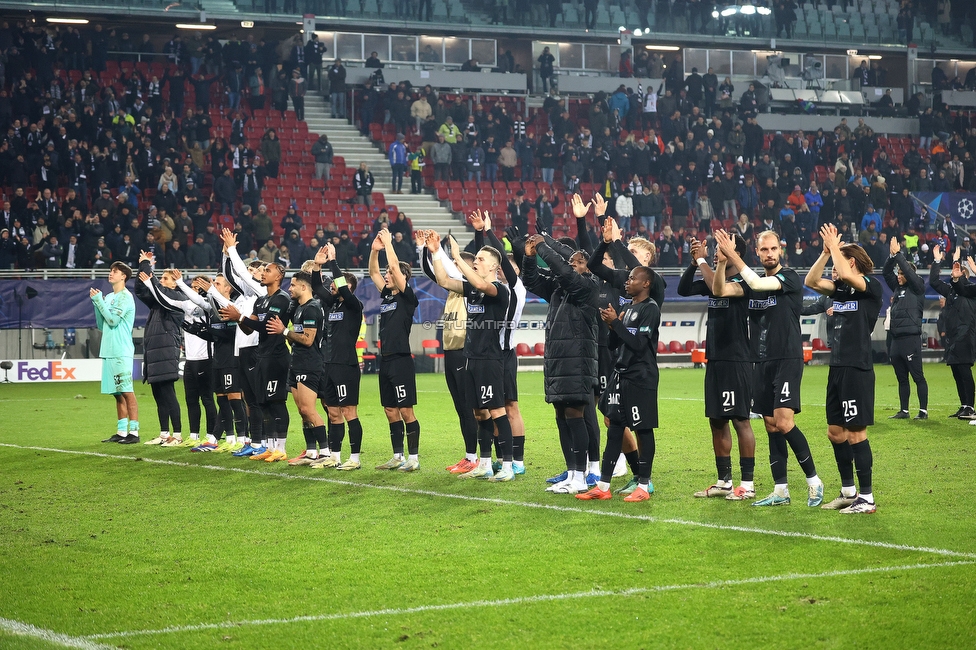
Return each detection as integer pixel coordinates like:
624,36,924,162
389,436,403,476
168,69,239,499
379,302,397,313
748,296,777,310
833,301,859,312
328,311,344,321
619,296,633,306
708,297,730,308
258,313,268,321
467,304,485,314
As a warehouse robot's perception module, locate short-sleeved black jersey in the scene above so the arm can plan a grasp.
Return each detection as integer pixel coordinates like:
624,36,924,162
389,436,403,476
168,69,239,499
208,315,238,369
289,299,325,372
252,289,292,357
741,267,804,361
829,275,883,370
608,296,661,386
379,285,418,357
463,281,509,360
684,273,753,362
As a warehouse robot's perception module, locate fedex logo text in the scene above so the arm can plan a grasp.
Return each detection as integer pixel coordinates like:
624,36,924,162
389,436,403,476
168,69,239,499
18,361,77,381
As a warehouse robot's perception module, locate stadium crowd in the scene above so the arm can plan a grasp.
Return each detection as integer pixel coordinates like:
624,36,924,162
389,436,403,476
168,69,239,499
1,20,976,276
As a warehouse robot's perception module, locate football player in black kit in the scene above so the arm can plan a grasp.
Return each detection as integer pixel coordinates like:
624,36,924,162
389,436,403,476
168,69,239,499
430,231,515,482
929,244,976,420
805,223,883,514
369,228,423,472
267,271,327,466
578,265,661,502
882,236,929,420
309,244,365,470
677,234,757,501
219,262,293,463
712,229,825,508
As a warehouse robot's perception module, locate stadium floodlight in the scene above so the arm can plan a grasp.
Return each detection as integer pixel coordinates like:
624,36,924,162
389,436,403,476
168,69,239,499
177,23,217,29
740,4,756,14
757,6,772,14
46,17,89,24
721,7,738,16
634,28,643,36
712,10,719,17
619,25,627,32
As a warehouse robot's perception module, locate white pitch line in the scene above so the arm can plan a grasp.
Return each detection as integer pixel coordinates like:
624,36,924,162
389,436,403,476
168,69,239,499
86,560,974,640
3,443,975,561
0,617,115,649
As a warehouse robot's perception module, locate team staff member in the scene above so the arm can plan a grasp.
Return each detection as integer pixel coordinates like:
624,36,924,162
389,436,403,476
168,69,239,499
470,211,527,475
419,231,479,474
930,245,976,420
578,266,661,502
369,228,422,472
805,223,883,514
91,261,140,443
310,244,366,471
430,232,515,482
522,233,599,495
712,229,824,508
882,237,929,420
135,253,185,446
677,235,757,501
220,261,293,462
267,271,327,465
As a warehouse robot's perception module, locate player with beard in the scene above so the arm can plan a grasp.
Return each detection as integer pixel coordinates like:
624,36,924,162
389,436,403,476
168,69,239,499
266,271,326,466
308,244,365,470
577,266,661,502
677,234,757,501
712,229,824,508
370,228,423,471
805,223,883,514
220,261,293,462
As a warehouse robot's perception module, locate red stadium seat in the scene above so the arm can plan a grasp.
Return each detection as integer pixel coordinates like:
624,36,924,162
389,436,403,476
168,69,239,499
685,340,698,352
533,342,545,356
812,338,828,351
657,341,667,354
668,341,684,354
516,342,532,356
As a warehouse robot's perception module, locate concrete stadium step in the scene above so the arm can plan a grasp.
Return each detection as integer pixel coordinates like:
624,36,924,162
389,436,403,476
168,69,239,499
302,95,470,245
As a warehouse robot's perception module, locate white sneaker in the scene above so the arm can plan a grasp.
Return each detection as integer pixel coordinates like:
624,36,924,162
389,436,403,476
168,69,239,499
143,436,167,445
839,496,877,514
612,453,628,478
161,437,184,447
545,478,572,493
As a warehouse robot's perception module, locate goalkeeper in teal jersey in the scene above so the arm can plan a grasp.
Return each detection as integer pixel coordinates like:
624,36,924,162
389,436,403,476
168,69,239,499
91,261,140,444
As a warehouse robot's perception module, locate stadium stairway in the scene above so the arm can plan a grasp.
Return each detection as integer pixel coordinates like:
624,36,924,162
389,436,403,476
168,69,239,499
199,0,241,15
305,95,472,246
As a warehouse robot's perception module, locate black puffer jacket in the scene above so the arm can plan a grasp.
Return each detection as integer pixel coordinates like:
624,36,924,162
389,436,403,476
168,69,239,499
929,263,976,365
135,260,184,383
883,252,926,338
522,241,599,404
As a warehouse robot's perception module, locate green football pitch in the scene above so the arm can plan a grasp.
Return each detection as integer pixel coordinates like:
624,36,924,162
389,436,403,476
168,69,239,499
1,366,974,649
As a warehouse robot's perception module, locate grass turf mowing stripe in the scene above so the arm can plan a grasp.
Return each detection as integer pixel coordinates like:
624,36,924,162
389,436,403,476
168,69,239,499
0,618,116,650
5,443,975,562
85,561,974,640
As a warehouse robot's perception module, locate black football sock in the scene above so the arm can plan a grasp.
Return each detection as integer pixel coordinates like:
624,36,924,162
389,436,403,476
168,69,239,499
916,375,929,411
555,417,574,469
347,418,363,454
851,440,873,497
328,422,344,452
784,426,817,479
566,416,588,473
512,435,525,462
389,421,405,455
269,401,289,438
214,395,231,439
716,455,733,483
248,405,265,444
740,456,755,482
405,420,420,456
302,423,316,450
583,399,601,461
477,418,494,459
230,399,248,438
493,415,513,462
312,425,328,451
768,431,789,485
831,440,856,489
635,429,656,483
492,433,502,460
625,450,640,475
600,424,625,483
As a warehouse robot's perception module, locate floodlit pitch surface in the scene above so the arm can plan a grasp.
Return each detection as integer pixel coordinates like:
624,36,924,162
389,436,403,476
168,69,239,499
1,366,973,649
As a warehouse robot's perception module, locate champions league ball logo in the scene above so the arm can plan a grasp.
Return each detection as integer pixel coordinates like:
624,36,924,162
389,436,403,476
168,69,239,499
958,198,975,220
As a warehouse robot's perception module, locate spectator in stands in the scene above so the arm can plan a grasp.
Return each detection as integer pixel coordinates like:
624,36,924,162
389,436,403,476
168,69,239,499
533,187,559,235
861,204,883,234
389,133,408,194
187,233,216,269
466,137,485,183
498,140,518,182
508,191,531,234
241,166,262,212
411,93,431,136
289,68,306,121
431,134,452,182
354,162,375,206
41,234,63,268
657,225,680,266
327,59,346,119
281,204,303,237
616,187,634,234
312,134,334,182
538,46,555,94
737,175,759,218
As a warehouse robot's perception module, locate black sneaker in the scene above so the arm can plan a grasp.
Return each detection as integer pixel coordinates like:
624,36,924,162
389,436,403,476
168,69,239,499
102,433,125,443
959,407,976,420
949,407,965,419
914,411,929,420
117,435,140,445
889,411,910,419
